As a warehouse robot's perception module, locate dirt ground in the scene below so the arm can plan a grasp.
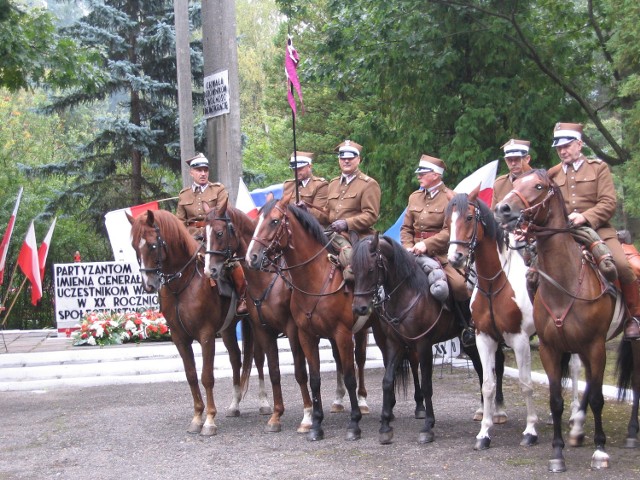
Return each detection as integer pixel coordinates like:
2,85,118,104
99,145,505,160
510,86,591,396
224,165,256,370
1,364,639,480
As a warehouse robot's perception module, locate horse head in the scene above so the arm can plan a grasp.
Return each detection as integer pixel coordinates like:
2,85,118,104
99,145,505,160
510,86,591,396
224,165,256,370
246,197,290,270
446,184,485,270
351,232,383,316
128,209,168,293
203,197,240,280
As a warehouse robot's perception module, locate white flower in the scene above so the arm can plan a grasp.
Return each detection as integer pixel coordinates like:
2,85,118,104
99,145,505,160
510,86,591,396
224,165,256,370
87,336,97,346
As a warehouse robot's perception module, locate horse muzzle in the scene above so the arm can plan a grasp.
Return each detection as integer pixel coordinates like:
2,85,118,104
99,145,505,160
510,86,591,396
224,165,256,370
494,203,520,232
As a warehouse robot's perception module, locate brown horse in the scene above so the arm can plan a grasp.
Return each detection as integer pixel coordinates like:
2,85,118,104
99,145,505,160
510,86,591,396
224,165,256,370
495,169,625,471
245,198,372,441
128,209,253,436
350,231,485,444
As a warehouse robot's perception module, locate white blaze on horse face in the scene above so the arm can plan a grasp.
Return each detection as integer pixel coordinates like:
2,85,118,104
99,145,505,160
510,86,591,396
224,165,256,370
137,237,151,284
204,224,212,275
246,213,264,264
447,210,461,260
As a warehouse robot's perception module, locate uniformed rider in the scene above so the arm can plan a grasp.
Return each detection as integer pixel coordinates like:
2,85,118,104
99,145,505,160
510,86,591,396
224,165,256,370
282,151,328,223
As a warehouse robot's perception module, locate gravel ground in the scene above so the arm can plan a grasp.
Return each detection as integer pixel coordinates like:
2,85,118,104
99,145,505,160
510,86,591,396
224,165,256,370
1,364,639,480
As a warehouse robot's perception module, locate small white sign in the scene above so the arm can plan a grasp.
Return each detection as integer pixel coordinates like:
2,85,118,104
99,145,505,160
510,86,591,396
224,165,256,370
204,70,230,118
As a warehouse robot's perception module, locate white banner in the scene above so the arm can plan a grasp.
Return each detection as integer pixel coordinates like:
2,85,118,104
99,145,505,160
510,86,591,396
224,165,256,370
54,261,158,334
203,70,230,118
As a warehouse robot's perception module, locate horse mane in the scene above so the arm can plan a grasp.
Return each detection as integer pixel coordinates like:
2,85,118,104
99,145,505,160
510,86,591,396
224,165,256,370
131,209,199,255
209,205,257,239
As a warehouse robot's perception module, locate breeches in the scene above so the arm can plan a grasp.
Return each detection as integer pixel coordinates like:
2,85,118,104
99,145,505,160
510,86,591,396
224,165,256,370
606,238,637,284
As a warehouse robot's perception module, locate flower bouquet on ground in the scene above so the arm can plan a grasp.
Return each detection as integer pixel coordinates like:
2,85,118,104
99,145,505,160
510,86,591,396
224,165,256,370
72,309,171,346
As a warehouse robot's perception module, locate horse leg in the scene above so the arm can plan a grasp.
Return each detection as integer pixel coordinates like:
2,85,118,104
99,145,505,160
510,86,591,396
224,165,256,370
624,341,640,448
418,345,436,444
287,324,313,433
474,333,498,450
299,330,324,441
335,332,363,441
354,328,370,414
330,339,347,413
174,339,206,434
493,347,508,424
462,341,485,421
568,354,582,425
252,337,273,415
221,326,242,417
539,346,567,472
255,327,283,433
409,349,426,419
379,342,403,444
199,336,219,436
510,333,538,446
582,344,609,470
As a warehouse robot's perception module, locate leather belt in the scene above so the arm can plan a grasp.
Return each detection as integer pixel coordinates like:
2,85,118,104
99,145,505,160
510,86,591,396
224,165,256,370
187,220,206,228
418,231,438,239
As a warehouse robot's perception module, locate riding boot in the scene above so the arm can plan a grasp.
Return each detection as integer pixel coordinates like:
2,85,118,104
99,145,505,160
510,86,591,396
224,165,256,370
620,281,640,340
230,264,249,315
454,299,475,347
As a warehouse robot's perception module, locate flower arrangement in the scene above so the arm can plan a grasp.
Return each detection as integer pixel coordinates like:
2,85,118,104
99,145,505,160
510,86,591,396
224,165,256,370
72,309,171,346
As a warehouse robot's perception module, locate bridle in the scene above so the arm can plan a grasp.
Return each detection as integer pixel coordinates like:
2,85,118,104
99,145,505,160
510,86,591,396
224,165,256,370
205,213,243,267
503,183,556,238
448,200,483,272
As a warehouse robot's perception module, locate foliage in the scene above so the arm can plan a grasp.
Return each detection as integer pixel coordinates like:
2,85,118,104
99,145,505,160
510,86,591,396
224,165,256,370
71,309,171,346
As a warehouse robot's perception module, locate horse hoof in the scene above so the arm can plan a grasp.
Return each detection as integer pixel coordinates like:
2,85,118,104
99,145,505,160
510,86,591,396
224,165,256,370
264,423,282,433
359,405,370,415
226,408,240,418
569,433,585,447
493,413,508,425
297,424,312,434
624,437,638,449
345,428,361,441
548,458,566,472
331,403,345,413
259,406,273,415
307,429,324,441
200,424,218,436
187,420,203,434
474,437,491,450
473,409,483,422
591,450,610,469
379,430,394,444
418,431,435,444
415,407,426,419
520,434,538,447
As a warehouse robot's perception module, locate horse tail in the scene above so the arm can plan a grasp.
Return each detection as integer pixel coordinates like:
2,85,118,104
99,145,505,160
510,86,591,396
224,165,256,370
560,352,572,388
394,354,411,398
615,338,634,401
240,317,254,397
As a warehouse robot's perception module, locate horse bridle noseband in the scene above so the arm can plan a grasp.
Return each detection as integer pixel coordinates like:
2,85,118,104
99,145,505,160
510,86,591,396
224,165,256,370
205,214,244,266
448,201,483,272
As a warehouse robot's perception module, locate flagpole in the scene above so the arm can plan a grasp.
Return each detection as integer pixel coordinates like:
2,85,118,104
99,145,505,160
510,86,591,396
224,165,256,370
1,276,27,328
288,36,300,205
0,260,20,309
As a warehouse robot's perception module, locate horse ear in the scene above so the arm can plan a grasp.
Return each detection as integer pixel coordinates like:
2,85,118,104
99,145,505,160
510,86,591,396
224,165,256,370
218,196,228,216
126,212,135,225
468,183,481,202
370,231,379,252
145,210,155,226
203,202,211,214
445,188,456,201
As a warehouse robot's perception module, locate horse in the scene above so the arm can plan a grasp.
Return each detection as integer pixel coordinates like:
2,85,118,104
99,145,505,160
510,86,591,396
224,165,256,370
245,198,374,441
495,169,626,471
128,209,254,436
350,231,486,444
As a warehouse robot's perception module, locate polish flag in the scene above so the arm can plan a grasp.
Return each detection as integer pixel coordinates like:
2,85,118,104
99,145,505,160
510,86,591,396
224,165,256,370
17,221,42,305
0,187,23,285
285,36,304,117
453,159,499,205
38,217,57,281
236,178,259,219
104,201,160,264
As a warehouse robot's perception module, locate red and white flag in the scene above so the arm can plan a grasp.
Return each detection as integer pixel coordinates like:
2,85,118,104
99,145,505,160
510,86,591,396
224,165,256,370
454,160,499,206
0,187,23,285
236,178,259,219
38,217,57,282
104,201,160,264
285,36,304,117
17,221,42,305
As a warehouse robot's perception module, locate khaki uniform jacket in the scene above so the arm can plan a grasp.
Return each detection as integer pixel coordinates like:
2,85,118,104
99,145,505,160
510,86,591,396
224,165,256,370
548,155,617,240
176,182,229,226
319,169,381,237
282,176,329,223
491,164,533,209
400,184,452,261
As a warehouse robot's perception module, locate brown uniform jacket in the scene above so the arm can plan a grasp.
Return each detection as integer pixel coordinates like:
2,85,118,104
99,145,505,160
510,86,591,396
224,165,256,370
400,184,452,260
176,182,229,226
282,176,329,223
548,155,617,240
491,164,533,209
318,169,381,237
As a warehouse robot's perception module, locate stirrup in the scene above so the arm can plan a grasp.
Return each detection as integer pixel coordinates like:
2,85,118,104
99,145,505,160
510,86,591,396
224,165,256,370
461,327,476,348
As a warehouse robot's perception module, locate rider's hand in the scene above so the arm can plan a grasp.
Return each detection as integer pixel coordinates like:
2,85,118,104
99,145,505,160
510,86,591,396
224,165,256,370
568,212,587,227
295,201,308,211
330,219,348,233
411,241,427,255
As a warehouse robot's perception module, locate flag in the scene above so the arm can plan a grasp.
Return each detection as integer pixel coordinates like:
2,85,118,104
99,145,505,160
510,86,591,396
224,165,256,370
384,160,499,242
0,187,23,285
17,221,42,305
285,36,304,117
236,178,259,219
38,217,57,281
104,201,160,264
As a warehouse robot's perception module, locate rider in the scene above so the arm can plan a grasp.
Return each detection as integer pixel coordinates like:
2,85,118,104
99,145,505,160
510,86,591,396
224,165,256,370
318,140,381,284
491,139,533,209
399,154,474,346
176,152,248,315
548,122,640,340
282,151,328,223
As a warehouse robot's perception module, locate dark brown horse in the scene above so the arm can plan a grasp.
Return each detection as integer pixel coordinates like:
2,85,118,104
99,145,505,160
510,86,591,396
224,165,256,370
350,231,485,444
245,198,373,441
128,209,253,436
203,200,313,433
495,169,626,471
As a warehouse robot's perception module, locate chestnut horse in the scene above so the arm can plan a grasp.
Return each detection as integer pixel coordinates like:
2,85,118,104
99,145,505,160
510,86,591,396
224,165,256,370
351,232,485,444
245,198,373,441
128,209,253,436
495,169,625,471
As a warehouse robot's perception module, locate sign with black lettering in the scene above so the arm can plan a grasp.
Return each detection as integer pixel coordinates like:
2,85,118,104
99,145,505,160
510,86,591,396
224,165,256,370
54,262,158,334
203,70,230,118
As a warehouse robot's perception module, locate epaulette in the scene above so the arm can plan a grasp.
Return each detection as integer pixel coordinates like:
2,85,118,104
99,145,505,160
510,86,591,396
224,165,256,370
283,178,295,184
179,186,191,194
209,181,223,186
358,173,372,182
586,157,603,164
314,176,326,182
548,164,562,176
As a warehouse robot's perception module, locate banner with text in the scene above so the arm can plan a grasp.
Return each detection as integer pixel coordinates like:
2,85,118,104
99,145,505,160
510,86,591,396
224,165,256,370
54,261,158,334
203,70,230,118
